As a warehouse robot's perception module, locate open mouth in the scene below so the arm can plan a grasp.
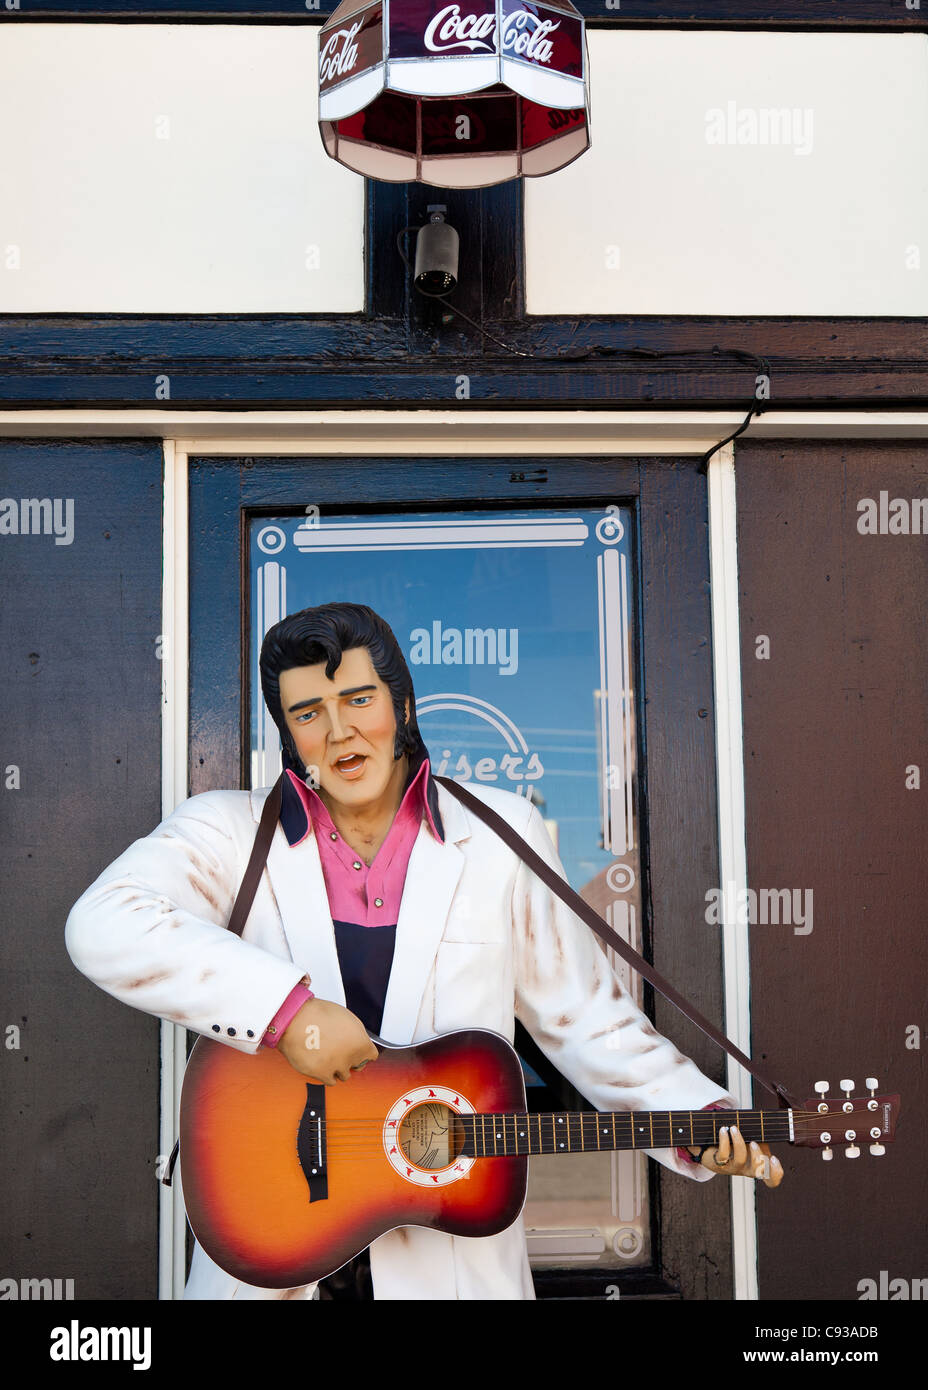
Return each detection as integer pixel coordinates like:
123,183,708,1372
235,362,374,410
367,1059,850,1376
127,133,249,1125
333,753,366,777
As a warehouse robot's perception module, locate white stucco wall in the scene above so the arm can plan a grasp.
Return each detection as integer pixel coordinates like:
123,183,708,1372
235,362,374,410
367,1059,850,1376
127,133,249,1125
1,25,925,316
525,31,928,315
0,25,365,311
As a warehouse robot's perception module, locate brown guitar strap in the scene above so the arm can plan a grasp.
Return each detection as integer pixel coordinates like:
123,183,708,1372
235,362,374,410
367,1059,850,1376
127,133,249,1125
224,774,285,940
162,769,797,1187
434,775,800,1112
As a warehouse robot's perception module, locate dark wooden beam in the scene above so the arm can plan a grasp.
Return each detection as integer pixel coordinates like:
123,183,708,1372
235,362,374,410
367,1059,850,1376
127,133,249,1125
1,314,927,407
0,2,923,28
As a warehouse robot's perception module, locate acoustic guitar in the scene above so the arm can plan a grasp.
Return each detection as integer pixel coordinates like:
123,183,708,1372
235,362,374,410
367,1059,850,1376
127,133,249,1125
178,1027,900,1289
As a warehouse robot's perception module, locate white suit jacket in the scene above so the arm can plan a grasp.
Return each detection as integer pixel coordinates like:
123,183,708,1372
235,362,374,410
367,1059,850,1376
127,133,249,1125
65,777,735,1300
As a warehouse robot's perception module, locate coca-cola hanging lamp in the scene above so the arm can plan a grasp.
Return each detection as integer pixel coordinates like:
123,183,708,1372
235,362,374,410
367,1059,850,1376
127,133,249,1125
318,0,590,188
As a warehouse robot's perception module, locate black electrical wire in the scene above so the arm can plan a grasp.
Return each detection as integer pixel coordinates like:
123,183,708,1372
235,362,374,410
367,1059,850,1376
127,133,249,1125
398,222,768,469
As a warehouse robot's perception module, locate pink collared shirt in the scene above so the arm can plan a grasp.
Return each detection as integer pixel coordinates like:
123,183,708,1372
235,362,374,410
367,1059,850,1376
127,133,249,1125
285,757,440,925
261,758,441,1045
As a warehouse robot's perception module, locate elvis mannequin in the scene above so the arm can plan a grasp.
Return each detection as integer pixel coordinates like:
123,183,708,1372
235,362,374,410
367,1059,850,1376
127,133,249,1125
65,602,781,1300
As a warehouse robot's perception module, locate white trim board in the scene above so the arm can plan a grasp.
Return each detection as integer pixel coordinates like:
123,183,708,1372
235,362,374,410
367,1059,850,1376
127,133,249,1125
3,407,928,448
159,444,190,1301
705,442,757,1300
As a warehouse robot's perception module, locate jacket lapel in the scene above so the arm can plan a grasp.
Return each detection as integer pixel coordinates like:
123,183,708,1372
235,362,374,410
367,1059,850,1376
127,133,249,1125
249,786,345,1006
378,785,470,1045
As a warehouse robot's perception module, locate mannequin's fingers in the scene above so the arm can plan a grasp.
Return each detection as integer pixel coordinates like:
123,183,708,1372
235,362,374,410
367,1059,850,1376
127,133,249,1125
761,1152,784,1188
729,1126,748,1167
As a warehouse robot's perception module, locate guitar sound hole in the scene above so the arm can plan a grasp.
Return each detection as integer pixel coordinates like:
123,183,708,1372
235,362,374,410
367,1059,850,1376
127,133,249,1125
398,1103,467,1171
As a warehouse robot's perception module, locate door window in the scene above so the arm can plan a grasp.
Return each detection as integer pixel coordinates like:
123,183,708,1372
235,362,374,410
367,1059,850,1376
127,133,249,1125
248,503,649,1268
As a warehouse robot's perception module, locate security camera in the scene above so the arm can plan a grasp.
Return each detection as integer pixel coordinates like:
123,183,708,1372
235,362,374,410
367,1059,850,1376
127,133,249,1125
414,206,460,294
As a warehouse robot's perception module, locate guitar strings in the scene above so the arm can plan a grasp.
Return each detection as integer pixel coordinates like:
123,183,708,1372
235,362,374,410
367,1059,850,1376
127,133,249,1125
306,1108,827,1124
317,1124,797,1141
285,1114,805,1156
297,1119,829,1147
299,1108,836,1133
273,1108,864,1159
219,1109,866,1159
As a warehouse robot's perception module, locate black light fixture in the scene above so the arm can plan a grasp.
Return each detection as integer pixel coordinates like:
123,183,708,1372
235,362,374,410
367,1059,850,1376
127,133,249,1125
413,205,460,293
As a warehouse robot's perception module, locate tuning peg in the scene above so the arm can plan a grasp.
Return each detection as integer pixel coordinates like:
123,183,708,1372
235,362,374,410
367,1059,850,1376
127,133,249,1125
866,1077,878,1094
869,1143,885,1157
814,1081,829,1096
821,1147,833,1161
845,1145,860,1158
840,1079,854,1098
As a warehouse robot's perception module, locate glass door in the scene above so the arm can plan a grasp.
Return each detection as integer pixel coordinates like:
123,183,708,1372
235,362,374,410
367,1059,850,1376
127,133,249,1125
246,502,650,1269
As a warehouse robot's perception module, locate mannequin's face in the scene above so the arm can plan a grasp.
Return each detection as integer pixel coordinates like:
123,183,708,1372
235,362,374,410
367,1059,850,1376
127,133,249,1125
278,646,409,819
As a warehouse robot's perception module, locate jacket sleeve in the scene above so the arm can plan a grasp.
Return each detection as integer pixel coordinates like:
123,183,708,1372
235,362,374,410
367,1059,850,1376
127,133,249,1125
510,804,737,1181
64,791,308,1054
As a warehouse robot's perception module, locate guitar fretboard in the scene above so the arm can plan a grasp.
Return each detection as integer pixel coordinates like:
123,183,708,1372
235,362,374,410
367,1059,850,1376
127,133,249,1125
458,1109,792,1158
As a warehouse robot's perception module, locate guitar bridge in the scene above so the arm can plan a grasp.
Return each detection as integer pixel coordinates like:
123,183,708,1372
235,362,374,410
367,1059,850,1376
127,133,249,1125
296,1084,328,1202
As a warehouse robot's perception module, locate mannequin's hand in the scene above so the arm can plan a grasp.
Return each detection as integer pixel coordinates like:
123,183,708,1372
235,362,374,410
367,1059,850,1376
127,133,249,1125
689,1125,783,1187
278,996,378,1084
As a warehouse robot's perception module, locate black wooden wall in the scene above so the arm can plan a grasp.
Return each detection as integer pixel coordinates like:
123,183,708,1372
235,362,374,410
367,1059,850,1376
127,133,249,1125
736,439,928,1301
0,437,163,1299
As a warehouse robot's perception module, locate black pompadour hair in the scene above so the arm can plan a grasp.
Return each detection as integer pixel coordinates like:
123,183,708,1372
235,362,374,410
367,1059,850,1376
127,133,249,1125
259,602,427,782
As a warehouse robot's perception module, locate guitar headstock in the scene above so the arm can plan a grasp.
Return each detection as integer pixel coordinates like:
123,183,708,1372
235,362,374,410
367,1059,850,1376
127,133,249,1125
793,1078,900,1160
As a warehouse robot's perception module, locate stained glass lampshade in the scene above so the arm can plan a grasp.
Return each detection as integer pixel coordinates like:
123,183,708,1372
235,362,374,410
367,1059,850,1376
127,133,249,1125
318,0,591,187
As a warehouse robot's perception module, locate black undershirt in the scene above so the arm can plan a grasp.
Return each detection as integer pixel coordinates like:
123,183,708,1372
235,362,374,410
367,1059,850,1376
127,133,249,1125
331,918,397,1037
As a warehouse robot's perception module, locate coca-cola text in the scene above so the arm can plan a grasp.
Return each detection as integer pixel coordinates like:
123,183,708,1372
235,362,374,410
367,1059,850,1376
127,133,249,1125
424,5,560,65
319,21,363,84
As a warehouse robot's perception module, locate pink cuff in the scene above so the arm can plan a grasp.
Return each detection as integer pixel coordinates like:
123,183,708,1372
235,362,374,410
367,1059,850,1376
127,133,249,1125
678,1103,726,1164
262,982,314,1048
